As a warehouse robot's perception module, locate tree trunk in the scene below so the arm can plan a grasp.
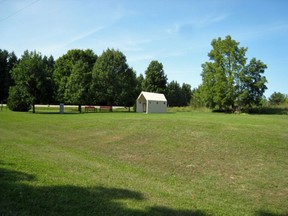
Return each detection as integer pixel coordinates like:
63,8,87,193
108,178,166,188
78,104,81,113
32,104,35,113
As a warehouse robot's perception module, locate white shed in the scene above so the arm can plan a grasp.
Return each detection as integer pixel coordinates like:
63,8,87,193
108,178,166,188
136,91,167,114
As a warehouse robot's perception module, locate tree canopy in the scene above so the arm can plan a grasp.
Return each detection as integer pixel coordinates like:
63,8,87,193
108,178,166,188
53,49,97,104
200,35,267,111
8,51,53,112
91,48,137,107
0,49,18,102
143,60,167,94
2,37,277,112
166,81,191,107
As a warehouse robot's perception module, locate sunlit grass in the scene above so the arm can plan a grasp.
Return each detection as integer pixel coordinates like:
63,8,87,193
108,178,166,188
0,110,287,215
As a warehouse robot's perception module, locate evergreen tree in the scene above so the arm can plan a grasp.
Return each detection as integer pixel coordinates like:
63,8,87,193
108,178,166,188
143,60,167,93
181,83,192,106
0,50,18,102
166,81,182,106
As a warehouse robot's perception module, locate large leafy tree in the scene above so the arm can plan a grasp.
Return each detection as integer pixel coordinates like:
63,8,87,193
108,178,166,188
143,60,167,93
8,50,53,112
238,58,267,108
0,49,18,103
65,60,93,106
91,48,137,107
53,49,97,104
118,67,138,109
201,35,267,111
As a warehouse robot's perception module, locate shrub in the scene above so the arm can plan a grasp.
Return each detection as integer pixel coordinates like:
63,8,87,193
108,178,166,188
7,86,32,112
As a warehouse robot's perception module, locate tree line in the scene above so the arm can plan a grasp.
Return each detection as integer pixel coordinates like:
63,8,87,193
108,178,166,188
2,35,286,113
0,48,192,112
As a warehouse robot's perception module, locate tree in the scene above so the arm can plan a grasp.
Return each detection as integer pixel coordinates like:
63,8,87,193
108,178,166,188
0,49,18,103
190,85,206,108
238,58,267,108
201,35,267,111
269,92,287,105
181,83,192,106
117,67,137,110
42,55,55,104
8,50,52,112
91,48,137,107
65,60,93,107
53,49,97,104
7,85,32,112
166,81,182,106
143,60,167,93
166,81,192,107
135,73,144,95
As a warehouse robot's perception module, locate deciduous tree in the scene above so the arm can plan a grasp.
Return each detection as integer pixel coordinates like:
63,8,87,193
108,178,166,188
91,48,137,107
65,60,92,106
8,50,52,112
53,49,97,104
201,35,267,111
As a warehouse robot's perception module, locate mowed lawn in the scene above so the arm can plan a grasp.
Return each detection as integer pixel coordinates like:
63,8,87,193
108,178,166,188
0,109,287,216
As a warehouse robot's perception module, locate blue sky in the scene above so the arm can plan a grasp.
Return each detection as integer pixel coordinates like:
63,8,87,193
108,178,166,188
1,0,287,97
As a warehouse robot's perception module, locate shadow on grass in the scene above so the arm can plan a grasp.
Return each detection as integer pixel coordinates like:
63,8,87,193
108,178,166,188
0,167,207,216
256,210,288,216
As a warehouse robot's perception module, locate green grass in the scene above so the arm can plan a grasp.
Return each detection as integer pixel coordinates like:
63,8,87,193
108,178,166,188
0,110,287,215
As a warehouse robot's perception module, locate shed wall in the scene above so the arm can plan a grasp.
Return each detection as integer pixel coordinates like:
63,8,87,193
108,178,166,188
136,92,167,113
146,100,167,113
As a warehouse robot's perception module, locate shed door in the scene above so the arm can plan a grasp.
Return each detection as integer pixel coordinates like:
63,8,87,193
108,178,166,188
143,103,146,112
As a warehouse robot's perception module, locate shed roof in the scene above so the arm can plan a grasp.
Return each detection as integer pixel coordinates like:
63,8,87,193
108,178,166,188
137,91,167,102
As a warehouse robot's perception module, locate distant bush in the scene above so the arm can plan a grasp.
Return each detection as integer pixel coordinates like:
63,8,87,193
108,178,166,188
168,106,211,113
268,92,287,105
247,104,288,115
7,86,32,112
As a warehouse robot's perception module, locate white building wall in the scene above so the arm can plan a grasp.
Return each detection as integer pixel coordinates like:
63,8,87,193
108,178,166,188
136,95,146,113
147,100,167,113
136,92,167,113
136,100,143,112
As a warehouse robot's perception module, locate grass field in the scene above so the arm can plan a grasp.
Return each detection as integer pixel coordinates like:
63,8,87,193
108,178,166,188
0,109,287,215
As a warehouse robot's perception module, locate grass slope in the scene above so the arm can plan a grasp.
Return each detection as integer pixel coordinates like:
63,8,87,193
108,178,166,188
0,110,287,215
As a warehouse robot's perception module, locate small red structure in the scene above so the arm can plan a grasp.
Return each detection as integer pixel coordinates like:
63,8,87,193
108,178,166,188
100,106,112,112
85,106,96,112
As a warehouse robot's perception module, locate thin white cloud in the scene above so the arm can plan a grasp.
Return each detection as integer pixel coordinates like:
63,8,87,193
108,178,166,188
192,13,230,28
64,27,104,47
165,13,229,38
